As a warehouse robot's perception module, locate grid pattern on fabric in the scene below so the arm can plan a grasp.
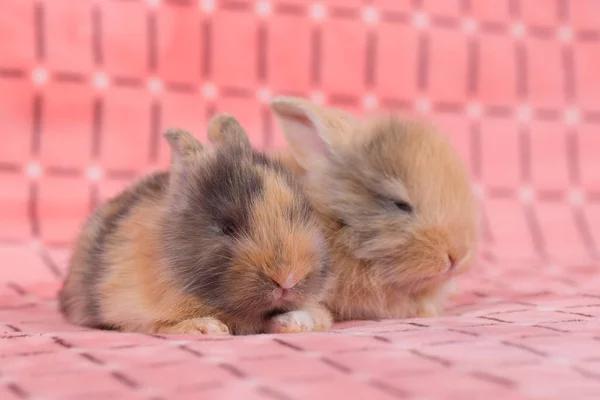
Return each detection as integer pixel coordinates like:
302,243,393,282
0,1,599,399
1,281,600,400
0,0,599,267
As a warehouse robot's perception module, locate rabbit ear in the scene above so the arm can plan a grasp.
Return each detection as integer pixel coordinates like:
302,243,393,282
163,128,204,169
163,129,206,203
270,96,352,171
207,113,251,150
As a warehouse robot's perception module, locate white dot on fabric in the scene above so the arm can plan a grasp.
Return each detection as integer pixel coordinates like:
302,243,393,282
147,77,162,93
86,165,103,182
415,97,430,114
565,107,580,125
362,7,378,24
558,26,573,43
462,18,478,35
362,94,378,110
26,162,43,179
517,105,531,122
32,67,48,85
256,0,271,17
412,12,429,29
200,0,215,13
519,186,534,203
511,22,526,39
467,102,482,119
568,188,585,206
310,3,327,21
472,183,485,199
93,73,109,90
202,82,217,99
257,87,271,103
29,238,42,251
310,91,325,106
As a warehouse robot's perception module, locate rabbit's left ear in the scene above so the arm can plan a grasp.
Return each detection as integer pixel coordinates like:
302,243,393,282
270,96,352,172
163,128,204,168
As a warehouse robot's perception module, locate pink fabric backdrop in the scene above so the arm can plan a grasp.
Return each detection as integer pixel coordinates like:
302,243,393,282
0,0,599,399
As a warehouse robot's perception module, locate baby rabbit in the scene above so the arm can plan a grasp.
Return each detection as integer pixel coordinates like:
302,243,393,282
270,97,479,321
59,114,333,335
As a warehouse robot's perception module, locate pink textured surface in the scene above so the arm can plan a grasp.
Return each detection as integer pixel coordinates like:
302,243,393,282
1,0,599,399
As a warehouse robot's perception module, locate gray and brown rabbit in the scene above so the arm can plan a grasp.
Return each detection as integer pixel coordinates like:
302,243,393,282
59,114,333,335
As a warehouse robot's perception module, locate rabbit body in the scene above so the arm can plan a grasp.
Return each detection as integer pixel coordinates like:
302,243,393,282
270,98,478,321
59,115,333,335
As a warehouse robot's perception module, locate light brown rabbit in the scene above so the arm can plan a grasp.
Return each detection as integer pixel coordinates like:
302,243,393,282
59,114,333,335
269,97,478,321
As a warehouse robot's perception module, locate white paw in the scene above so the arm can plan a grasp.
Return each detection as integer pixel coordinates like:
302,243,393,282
266,310,314,334
443,278,459,298
415,301,440,318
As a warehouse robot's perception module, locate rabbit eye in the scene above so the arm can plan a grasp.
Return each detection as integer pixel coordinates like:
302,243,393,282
221,222,237,236
394,201,413,213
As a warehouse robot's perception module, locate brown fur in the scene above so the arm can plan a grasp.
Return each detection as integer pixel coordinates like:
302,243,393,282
59,115,333,335
270,97,479,321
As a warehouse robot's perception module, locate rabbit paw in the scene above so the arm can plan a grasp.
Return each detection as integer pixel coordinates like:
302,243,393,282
158,317,230,335
444,278,460,298
415,301,440,318
266,310,314,334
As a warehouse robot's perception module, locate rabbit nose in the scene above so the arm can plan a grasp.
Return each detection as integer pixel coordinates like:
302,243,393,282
273,273,298,290
272,274,298,301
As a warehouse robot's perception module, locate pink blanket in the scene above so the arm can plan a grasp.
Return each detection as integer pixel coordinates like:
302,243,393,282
1,1,599,399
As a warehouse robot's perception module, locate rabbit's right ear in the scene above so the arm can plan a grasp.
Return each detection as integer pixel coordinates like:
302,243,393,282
270,97,352,171
207,113,251,150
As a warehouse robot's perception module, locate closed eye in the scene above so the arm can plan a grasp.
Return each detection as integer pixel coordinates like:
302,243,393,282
394,201,413,213
221,221,237,236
